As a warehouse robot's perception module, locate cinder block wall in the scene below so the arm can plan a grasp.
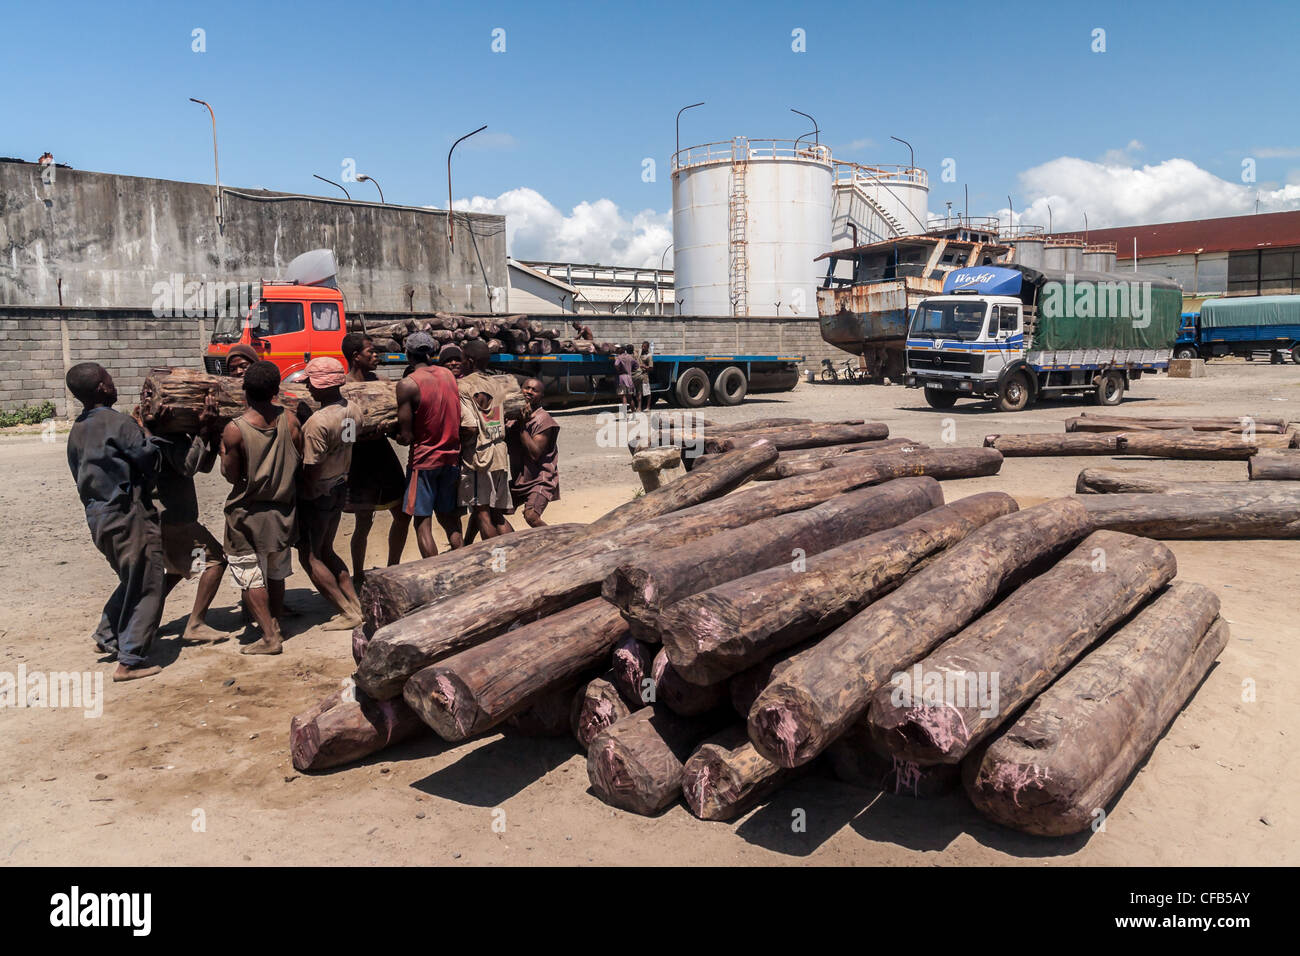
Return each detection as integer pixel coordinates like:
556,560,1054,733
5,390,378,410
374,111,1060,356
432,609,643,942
0,308,207,417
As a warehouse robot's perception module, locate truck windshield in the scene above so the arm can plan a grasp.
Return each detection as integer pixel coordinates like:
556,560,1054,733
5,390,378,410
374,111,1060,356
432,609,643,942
910,301,987,341
212,314,244,343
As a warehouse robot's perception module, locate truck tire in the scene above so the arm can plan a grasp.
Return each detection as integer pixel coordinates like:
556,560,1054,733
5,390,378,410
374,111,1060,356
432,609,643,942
712,366,748,406
924,388,959,409
1174,345,1198,360
674,367,711,408
995,371,1032,412
1291,345,1300,365
1093,370,1125,406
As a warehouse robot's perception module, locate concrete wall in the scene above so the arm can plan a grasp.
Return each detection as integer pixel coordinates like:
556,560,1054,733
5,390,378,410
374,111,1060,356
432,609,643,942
0,307,207,418
0,162,507,312
1119,251,1228,297
582,315,842,369
507,265,572,314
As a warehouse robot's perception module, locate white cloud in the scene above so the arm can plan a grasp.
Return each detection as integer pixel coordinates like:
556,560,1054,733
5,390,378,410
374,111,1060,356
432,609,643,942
1253,146,1300,159
454,187,672,267
994,155,1300,230
837,138,875,153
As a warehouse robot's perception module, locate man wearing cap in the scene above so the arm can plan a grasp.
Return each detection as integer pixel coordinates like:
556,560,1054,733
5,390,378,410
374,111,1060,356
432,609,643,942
297,357,363,629
396,332,464,557
224,343,259,380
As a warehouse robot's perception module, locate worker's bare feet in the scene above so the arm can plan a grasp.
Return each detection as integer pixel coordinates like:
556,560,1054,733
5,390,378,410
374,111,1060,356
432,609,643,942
183,622,228,644
240,637,283,655
322,610,363,631
112,663,162,682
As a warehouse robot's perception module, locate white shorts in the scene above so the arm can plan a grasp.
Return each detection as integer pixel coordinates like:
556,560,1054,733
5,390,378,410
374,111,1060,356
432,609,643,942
458,469,512,510
228,549,292,590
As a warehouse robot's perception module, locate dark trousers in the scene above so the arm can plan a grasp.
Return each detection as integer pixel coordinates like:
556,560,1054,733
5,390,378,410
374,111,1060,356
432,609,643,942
86,502,165,668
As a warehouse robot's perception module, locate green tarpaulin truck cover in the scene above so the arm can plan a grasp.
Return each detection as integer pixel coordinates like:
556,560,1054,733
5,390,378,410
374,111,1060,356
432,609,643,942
1200,295,1300,329
1013,265,1182,351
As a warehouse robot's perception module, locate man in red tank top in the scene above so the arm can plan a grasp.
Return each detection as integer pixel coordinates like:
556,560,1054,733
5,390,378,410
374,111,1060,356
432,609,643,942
396,333,464,557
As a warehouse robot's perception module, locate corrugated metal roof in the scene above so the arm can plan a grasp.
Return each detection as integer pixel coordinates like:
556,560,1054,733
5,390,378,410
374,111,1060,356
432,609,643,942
1081,210,1300,259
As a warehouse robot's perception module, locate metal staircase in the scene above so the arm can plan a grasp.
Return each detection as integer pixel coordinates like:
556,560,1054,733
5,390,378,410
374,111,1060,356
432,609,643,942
728,139,750,316
850,180,907,238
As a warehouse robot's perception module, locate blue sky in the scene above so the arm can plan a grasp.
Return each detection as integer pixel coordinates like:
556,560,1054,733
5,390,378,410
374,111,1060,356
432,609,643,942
3,0,1298,263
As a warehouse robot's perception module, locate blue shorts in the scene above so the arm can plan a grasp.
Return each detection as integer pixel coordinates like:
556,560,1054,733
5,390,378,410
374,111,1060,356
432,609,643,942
403,464,460,517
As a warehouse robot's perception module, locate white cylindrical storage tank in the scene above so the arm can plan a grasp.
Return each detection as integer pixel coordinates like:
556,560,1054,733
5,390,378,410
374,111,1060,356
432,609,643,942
1059,242,1085,271
1011,237,1045,269
1084,246,1118,272
1042,243,1066,270
673,139,832,316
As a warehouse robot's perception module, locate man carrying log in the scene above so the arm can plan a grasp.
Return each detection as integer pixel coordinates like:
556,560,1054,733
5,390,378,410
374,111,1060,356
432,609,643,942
634,342,654,412
396,333,464,557
571,319,594,342
220,361,304,655
341,333,410,587
613,346,638,413
457,363,514,542
138,393,229,644
65,363,166,682
295,358,363,629
506,378,560,528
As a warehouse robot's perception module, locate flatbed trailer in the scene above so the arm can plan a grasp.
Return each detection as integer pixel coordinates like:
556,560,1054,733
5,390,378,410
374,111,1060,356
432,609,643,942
377,350,804,408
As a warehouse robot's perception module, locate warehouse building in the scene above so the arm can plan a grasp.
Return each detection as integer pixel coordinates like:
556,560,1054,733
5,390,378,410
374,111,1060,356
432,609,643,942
1081,210,1300,303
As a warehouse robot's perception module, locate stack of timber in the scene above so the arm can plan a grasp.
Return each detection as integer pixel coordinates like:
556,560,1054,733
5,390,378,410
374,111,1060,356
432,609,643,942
1065,412,1291,434
351,312,622,357
984,430,1297,459
283,414,1233,837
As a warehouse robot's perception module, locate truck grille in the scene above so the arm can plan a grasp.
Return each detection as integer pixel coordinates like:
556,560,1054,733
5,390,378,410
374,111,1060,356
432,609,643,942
203,357,225,375
909,350,984,373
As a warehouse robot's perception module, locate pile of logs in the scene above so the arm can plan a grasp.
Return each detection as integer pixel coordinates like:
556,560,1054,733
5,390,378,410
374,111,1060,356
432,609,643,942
986,412,1298,460
284,416,1233,837
353,312,621,357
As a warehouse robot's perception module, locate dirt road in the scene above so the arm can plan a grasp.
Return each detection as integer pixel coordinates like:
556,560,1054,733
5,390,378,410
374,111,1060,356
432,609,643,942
2,362,1296,865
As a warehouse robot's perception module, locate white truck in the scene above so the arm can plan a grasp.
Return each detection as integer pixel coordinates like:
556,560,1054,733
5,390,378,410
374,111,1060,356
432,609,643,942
903,264,1182,412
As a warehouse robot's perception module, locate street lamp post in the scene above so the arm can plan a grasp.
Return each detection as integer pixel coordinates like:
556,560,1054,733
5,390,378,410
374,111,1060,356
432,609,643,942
189,97,222,227
447,124,487,250
356,174,384,203
313,174,350,199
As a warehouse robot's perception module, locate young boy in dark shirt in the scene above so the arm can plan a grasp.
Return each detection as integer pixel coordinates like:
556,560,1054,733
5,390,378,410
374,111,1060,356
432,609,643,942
65,362,165,682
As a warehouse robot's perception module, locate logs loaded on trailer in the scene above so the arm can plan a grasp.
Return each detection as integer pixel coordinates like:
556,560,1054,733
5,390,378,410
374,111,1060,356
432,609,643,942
1249,450,1300,481
602,477,945,642
747,498,1094,769
659,492,1019,686
352,312,620,357
984,431,1295,459
964,582,1227,836
1077,492,1300,538
865,531,1177,765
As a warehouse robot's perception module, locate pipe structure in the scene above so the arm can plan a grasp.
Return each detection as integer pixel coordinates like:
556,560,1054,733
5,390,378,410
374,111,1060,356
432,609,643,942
189,98,222,226
356,174,384,203
448,124,487,249
313,174,350,199
675,102,704,166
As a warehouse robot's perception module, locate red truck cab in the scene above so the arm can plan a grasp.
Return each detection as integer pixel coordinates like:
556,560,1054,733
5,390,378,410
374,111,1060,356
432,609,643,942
206,281,347,381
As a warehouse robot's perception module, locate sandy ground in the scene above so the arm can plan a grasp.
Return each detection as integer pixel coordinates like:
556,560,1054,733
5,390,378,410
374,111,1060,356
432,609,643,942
2,361,1297,866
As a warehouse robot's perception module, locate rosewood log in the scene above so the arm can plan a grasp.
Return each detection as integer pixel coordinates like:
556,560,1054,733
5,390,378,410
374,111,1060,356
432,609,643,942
582,442,778,538
586,706,725,815
1077,492,1300,538
360,524,585,632
1249,450,1300,481
791,445,1004,482
1077,411,1288,430
827,720,959,798
1075,468,1296,497
610,634,657,708
706,422,889,454
866,531,1177,764
681,726,800,821
289,678,428,772
748,498,1093,768
964,582,1226,836
571,675,633,752
1066,415,1286,434
503,681,582,737
603,477,945,641
755,439,930,479
986,431,1280,459
650,648,727,716
356,458,906,698
661,492,1019,686
401,600,629,742
729,644,810,718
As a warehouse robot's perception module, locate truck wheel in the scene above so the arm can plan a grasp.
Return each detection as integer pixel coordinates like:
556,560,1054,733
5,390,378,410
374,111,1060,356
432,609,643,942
924,388,958,409
1174,346,1198,360
712,366,748,406
996,372,1032,412
674,367,711,408
1291,345,1300,365
1093,370,1125,406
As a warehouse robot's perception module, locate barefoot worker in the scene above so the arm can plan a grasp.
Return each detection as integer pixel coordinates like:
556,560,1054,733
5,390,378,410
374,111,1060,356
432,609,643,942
144,393,229,644
507,378,559,528
220,360,303,655
297,357,363,630
341,333,409,588
64,362,165,682
395,332,464,557
458,340,515,544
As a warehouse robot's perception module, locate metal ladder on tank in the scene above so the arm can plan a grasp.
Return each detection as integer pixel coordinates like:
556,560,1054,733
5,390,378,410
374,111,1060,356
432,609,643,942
729,138,750,317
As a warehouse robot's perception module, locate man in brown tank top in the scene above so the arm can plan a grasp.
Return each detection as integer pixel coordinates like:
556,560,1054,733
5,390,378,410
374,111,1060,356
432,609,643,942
220,361,304,655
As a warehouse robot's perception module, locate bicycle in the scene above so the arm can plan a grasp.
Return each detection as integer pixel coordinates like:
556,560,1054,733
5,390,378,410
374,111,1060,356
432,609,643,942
820,357,860,383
